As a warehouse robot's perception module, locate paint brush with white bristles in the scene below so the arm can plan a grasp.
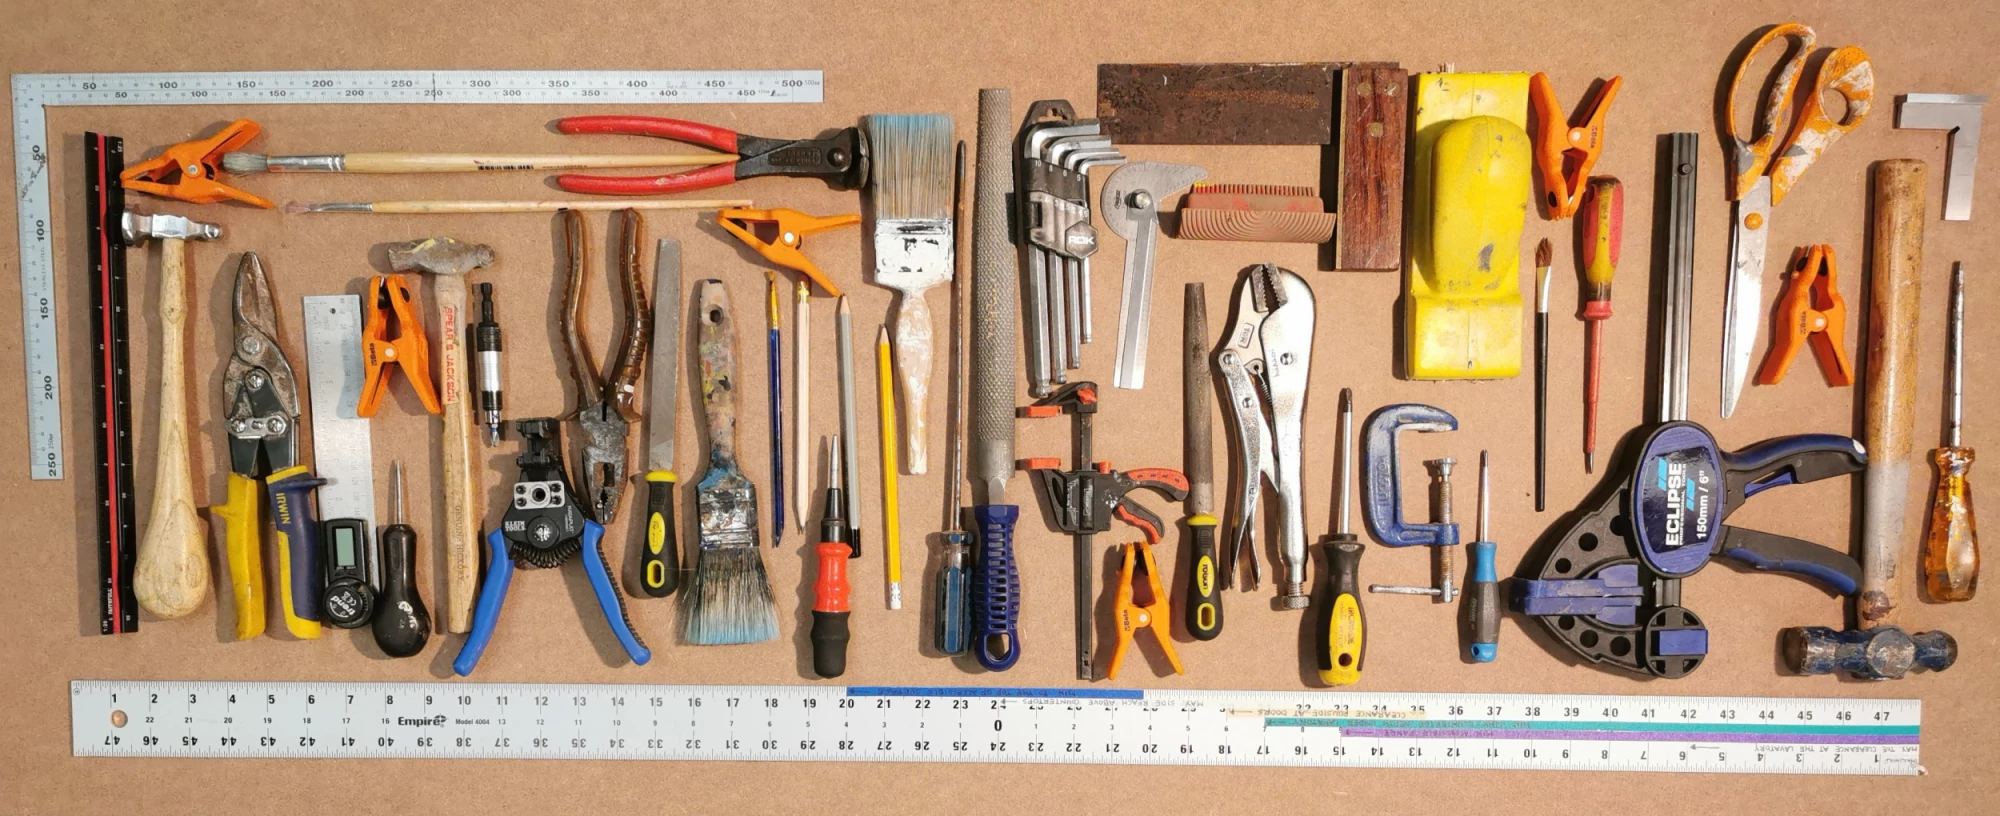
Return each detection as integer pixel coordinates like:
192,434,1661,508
863,113,955,476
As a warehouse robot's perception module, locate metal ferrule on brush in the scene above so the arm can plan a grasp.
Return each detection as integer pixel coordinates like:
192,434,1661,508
264,155,348,172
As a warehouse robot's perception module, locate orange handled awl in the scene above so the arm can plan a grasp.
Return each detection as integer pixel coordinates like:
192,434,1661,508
1756,244,1854,387
1579,177,1622,474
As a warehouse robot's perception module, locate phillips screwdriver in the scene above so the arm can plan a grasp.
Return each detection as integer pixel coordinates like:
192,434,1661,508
1315,388,1364,685
1924,262,1980,602
1579,177,1622,474
811,436,853,677
474,283,505,446
1467,451,1499,662
372,461,431,658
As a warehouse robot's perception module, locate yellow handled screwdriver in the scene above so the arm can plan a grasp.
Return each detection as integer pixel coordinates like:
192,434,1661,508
1315,388,1364,685
1924,262,1979,601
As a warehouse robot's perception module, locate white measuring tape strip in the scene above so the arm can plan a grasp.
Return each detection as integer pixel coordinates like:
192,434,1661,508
71,680,1920,774
12,69,824,479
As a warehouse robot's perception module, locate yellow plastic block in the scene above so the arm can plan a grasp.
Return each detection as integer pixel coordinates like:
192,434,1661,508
1406,72,1530,380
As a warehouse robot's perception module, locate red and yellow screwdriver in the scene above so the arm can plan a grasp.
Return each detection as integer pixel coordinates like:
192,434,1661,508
1579,177,1622,473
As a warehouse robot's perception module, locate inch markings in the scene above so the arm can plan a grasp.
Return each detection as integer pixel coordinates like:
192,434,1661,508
73,680,1920,775
12,69,822,479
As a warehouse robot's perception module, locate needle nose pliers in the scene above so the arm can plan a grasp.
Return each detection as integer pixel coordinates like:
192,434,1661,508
553,115,870,195
560,208,652,524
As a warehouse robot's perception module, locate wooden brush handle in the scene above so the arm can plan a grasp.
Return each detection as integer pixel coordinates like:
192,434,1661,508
696,281,739,464
136,237,211,619
338,152,727,173
410,259,482,634
892,290,934,474
356,199,750,214
1861,159,1928,628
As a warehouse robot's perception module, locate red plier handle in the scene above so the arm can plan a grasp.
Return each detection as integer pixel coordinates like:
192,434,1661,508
555,116,743,195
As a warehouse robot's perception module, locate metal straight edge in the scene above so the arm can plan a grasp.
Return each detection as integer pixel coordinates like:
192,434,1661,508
1662,133,1699,424
301,295,379,589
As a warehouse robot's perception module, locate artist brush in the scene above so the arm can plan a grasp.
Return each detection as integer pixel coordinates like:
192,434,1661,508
793,279,811,538
876,325,905,610
766,271,786,545
288,198,749,214
1535,237,1551,512
225,151,728,174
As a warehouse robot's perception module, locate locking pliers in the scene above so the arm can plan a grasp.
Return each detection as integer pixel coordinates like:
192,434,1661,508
560,208,653,524
1216,263,1316,608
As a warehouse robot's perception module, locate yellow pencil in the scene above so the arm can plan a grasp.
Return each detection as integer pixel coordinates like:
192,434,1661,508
876,325,903,610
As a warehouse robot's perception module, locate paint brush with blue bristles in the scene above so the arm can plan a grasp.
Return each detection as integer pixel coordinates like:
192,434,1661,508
683,279,780,645
863,113,955,477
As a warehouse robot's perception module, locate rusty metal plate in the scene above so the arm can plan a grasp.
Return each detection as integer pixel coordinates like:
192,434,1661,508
1098,63,1337,145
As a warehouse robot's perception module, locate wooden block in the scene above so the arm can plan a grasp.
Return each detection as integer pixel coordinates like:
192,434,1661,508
1098,63,1336,145
1333,63,1408,271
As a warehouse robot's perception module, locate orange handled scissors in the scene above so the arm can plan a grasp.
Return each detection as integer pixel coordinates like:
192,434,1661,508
1719,23,1873,418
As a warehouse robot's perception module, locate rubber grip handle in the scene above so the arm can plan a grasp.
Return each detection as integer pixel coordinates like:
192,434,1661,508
556,162,740,196
639,474,680,596
935,541,969,656
579,521,651,666
1579,177,1623,317
213,472,267,640
454,529,516,676
1468,540,1499,662
557,116,743,151
1718,528,1862,595
970,504,1021,671
1724,433,1868,500
1185,516,1223,641
372,523,430,658
266,466,325,639
1316,537,1365,685
812,542,853,677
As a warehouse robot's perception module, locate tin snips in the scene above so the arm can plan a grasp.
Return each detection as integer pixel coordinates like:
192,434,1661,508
1215,263,1316,608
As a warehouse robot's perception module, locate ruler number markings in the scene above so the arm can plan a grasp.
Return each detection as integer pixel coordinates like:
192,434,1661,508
12,69,821,479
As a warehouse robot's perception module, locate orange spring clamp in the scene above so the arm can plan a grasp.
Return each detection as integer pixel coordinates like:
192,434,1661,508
1105,540,1183,681
1529,74,1622,219
717,208,861,297
119,119,274,208
1757,244,1854,387
358,275,442,417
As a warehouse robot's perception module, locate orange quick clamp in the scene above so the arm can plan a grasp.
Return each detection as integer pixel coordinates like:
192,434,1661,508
717,208,861,296
358,274,442,417
1758,244,1854,386
119,119,274,208
1105,540,1183,681
1528,73,1622,219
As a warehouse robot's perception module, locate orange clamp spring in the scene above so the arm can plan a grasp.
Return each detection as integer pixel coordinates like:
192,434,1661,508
1757,245,1854,387
358,275,442,417
119,119,274,209
717,208,861,297
1529,74,1622,220
1105,541,1183,681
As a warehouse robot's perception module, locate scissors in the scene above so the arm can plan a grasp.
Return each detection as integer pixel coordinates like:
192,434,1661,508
1720,23,1873,418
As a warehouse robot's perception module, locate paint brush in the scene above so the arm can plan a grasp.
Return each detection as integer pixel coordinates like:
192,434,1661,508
862,113,955,475
683,279,779,645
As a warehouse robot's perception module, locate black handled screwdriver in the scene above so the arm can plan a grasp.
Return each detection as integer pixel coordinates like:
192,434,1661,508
373,461,431,658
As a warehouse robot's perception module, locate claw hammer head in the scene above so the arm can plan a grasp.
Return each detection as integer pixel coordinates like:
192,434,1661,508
1361,403,1461,547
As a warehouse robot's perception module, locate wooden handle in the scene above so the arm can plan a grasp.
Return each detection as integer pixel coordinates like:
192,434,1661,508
696,281,739,464
135,238,211,619
892,291,933,474
423,263,481,633
351,199,752,214
339,152,728,173
1861,159,1928,627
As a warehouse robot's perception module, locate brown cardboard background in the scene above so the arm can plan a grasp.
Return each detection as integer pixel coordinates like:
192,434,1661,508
3,0,1998,812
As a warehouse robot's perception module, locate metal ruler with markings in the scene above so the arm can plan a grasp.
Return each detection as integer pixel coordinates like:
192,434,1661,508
12,69,824,479
71,680,1921,775
301,295,378,589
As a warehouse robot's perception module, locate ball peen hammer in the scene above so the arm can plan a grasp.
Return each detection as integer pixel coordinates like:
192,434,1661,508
387,237,495,634
1782,160,1956,680
128,212,222,620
